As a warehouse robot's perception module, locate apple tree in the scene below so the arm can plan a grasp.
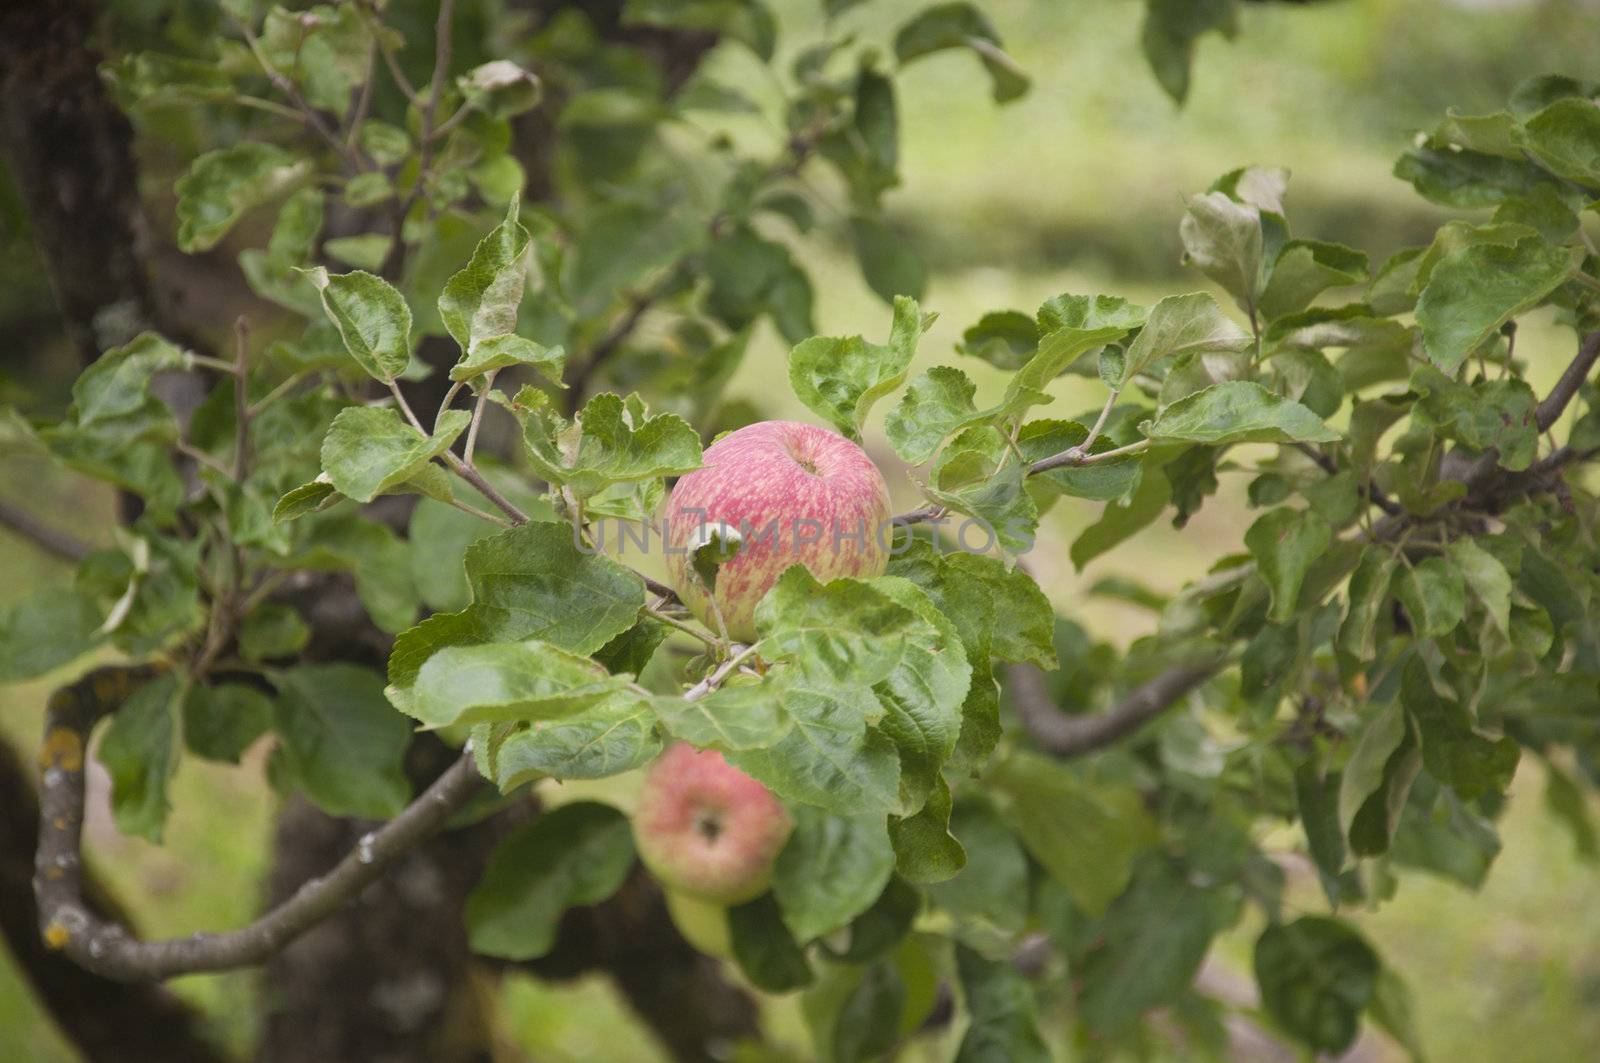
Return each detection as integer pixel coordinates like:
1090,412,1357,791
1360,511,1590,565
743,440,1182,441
1,0,1598,1059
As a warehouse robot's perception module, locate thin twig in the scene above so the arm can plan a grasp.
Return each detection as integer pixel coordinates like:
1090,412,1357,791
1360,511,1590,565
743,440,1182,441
464,370,495,464
444,496,512,528
645,604,721,651
684,643,759,701
1079,392,1119,454
246,370,313,417
235,16,362,171
231,318,251,481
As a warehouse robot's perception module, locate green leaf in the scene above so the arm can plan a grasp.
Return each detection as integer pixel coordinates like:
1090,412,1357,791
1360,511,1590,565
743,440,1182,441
1410,366,1539,473
456,59,543,119
926,794,1027,929
1140,0,1236,105
358,121,411,165
884,366,989,464
954,944,1050,1063
990,753,1154,917
1337,548,1395,661
1245,507,1333,624
958,310,1037,369
439,196,532,354
407,479,553,612
727,676,903,816
1369,965,1426,1062
71,333,186,427
1259,240,1368,321
1011,294,1148,412
870,577,972,808
237,602,310,663
1402,658,1518,801
305,267,414,382
1395,557,1466,639
703,224,816,344
1339,699,1420,857
258,3,376,117
319,406,470,503
851,214,927,303
183,683,272,763
522,392,701,499
465,802,634,960
1296,762,1349,892
272,478,341,523
820,65,899,208
1146,381,1339,445
564,202,702,319
97,672,180,843
1393,144,1554,209
1415,236,1579,373
1544,761,1599,861
1448,538,1513,637
1120,293,1251,388
887,777,966,885
924,426,1038,553
0,589,104,682
828,958,908,1063
893,2,1030,103
479,695,661,789
450,334,565,384
175,143,309,253
408,639,635,729
1253,917,1378,1056
788,296,931,438
1180,190,1263,311
944,553,1056,668
1079,856,1230,1033
388,521,645,697
729,892,814,992
773,807,896,942
1071,465,1170,571
270,664,412,819
755,567,918,688
649,669,792,750
1523,97,1600,187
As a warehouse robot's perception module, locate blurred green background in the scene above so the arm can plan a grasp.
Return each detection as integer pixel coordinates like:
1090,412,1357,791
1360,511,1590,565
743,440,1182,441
4,0,1599,1059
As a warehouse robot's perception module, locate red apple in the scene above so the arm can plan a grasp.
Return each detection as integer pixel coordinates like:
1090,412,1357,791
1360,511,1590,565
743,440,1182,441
633,742,793,904
662,420,892,641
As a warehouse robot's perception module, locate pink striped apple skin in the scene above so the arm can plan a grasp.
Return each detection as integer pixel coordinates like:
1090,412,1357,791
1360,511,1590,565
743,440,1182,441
662,420,892,641
633,743,794,904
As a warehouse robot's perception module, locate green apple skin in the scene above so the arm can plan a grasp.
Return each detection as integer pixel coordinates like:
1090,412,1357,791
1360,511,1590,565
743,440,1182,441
665,889,733,959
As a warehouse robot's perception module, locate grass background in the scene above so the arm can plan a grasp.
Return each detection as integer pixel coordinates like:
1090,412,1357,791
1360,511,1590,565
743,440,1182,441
4,0,1600,1058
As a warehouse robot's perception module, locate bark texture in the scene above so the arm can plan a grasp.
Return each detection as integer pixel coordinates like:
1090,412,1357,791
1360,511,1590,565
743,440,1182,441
0,735,226,1063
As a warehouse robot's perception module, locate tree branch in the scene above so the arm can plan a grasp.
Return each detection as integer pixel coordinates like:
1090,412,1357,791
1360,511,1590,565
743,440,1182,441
1005,661,1218,757
1,732,227,1063
1536,328,1600,433
0,497,92,562
35,666,484,981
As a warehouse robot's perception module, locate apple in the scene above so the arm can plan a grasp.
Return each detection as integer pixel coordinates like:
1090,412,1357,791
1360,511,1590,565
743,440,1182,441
663,889,733,959
662,420,892,641
633,742,793,905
